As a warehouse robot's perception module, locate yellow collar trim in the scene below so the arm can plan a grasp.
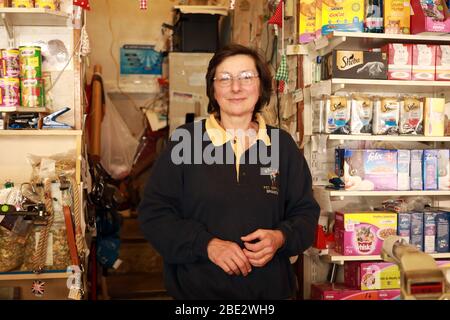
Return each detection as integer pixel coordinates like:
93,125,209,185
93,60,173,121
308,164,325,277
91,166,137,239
205,113,271,147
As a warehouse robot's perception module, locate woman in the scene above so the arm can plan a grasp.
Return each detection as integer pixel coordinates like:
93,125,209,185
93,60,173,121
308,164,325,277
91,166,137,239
138,44,320,299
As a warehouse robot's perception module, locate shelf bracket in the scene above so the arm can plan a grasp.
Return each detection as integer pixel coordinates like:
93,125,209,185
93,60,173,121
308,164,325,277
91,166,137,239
1,13,15,47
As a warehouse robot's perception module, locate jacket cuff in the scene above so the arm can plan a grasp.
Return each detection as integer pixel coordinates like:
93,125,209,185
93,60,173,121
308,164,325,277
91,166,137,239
193,230,214,260
276,224,291,255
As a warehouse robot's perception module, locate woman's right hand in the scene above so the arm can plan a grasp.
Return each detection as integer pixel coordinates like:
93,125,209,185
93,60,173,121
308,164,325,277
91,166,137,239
207,238,252,276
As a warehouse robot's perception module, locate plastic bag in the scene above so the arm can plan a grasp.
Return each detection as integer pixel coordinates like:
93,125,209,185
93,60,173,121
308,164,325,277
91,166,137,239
100,94,139,180
27,150,76,183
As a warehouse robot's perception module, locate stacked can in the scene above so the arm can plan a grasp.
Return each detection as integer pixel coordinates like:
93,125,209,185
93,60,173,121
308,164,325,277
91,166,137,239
19,46,45,108
0,49,21,107
34,0,60,10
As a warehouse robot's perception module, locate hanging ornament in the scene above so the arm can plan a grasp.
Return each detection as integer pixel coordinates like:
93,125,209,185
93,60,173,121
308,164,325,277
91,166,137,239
275,54,289,93
73,0,90,10
268,0,283,28
31,280,46,297
140,0,148,10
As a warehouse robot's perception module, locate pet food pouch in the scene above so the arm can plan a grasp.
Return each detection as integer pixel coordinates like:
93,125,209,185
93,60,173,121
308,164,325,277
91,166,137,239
325,95,351,134
399,96,424,134
350,94,373,134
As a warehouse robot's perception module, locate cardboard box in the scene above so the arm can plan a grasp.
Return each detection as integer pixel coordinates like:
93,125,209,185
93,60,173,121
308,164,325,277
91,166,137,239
322,50,387,80
168,52,213,133
397,150,410,190
412,44,437,81
343,149,398,191
382,43,413,80
423,149,439,190
321,0,364,35
384,0,410,34
436,212,449,252
410,150,424,190
436,45,450,81
345,262,400,290
299,0,316,44
335,211,397,255
398,212,411,243
411,0,450,34
424,212,437,253
311,283,401,300
411,212,424,251
424,97,445,136
438,149,450,190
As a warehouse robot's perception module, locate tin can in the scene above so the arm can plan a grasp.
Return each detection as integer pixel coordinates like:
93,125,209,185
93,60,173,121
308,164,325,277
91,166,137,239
20,78,44,108
11,0,33,8
0,0,10,8
19,46,42,79
34,0,59,10
2,49,20,78
0,78,20,107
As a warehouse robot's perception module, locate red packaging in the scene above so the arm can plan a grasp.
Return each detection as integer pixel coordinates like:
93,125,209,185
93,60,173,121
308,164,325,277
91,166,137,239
382,43,412,80
435,45,450,81
412,44,437,81
310,283,379,300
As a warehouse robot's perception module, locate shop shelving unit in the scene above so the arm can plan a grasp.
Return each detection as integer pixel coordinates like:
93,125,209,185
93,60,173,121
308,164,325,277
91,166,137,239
301,31,450,299
0,1,85,299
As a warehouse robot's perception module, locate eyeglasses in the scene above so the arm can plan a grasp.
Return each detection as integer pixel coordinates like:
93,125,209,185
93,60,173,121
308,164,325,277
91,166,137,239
213,71,259,87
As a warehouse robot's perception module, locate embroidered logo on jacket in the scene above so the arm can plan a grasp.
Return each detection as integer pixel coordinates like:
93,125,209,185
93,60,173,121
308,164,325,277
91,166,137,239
261,167,279,195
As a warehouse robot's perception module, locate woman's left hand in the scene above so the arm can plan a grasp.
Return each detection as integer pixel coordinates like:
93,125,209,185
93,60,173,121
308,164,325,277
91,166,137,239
241,229,285,267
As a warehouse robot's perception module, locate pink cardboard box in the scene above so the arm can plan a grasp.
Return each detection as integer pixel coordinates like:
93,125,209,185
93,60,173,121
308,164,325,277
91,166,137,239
411,0,450,35
344,261,400,290
435,45,450,81
335,212,398,256
311,283,401,300
382,43,413,80
412,44,437,81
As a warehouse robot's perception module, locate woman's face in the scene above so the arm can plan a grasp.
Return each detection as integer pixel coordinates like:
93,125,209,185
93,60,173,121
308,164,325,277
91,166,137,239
213,54,260,119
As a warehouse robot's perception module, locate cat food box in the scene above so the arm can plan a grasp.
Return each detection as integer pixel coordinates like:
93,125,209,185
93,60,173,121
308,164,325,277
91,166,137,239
423,149,439,190
412,44,437,81
372,96,400,135
424,211,437,253
424,97,445,136
398,212,411,243
411,212,424,251
384,0,411,34
397,150,410,190
322,50,388,80
321,0,364,35
382,43,413,80
438,149,450,190
335,211,397,255
410,150,424,190
344,262,401,290
315,0,322,37
299,0,316,43
436,45,450,81
436,211,449,253
343,149,398,191
311,283,400,299
325,95,351,134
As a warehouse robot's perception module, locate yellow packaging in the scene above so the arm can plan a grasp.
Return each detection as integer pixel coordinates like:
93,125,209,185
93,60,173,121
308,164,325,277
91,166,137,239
34,0,59,10
384,0,410,34
424,97,445,136
321,0,364,35
359,263,400,290
11,0,33,8
315,0,322,37
299,0,316,43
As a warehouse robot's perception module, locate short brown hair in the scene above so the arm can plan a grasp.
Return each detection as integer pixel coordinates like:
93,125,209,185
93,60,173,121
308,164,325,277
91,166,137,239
205,44,272,118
